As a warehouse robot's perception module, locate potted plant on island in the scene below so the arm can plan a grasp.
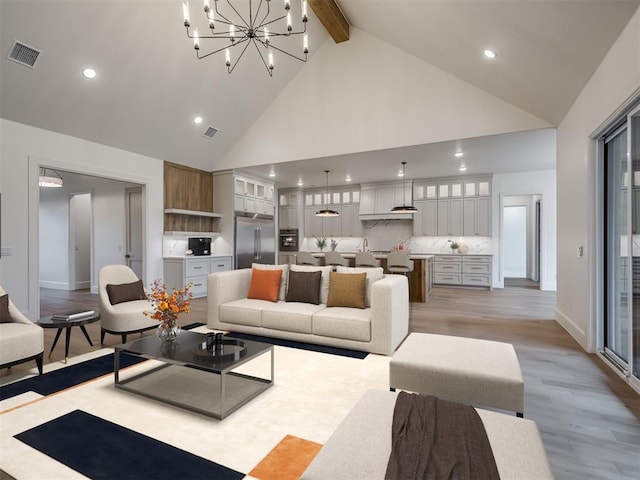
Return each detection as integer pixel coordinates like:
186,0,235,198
315,236,328,252
449,240,459,254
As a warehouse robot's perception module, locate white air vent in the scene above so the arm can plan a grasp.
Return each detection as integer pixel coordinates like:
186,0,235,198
203,126,218,139
7,40,41,68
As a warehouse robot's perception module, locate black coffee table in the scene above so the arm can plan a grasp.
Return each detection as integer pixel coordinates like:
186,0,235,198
114,331,274,419
37,312,101,364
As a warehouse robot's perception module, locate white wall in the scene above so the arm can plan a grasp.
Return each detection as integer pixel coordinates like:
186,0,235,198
493,170,557,291
39,188,70,289
557,9,640,352
218,28,550,169
0,119,164,319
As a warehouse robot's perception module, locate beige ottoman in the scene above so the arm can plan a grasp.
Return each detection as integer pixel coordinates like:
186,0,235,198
390,333,524,416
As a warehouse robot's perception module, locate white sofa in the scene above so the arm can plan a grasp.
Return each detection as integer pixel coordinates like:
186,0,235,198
207,268,409,356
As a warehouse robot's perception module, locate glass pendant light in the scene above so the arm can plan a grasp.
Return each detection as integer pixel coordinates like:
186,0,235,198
315,170,340,217
391,162,417,213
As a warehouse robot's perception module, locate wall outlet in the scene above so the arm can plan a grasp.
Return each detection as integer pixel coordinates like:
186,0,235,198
577,246,583,257
1,247,12,256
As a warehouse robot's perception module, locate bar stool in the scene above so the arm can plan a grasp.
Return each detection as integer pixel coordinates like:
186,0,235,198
355,252,381,268
296,251,320,266
387,252,414,305
325,251,348,269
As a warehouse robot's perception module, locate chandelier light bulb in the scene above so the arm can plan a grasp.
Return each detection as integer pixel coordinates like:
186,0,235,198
182,2,191,26
208,10,215,28
303,33,308,54
284,0,291,11
302,0,308,22
268,51,274,70
287,12,292,32
229,24,235,42
203,0,210,12
264,27,270,44
193,28,200,50
225,48,231,66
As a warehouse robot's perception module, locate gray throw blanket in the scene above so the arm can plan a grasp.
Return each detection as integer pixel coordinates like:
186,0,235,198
385,392,500,480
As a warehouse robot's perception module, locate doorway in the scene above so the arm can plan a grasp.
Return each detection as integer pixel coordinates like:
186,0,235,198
503,195,541,289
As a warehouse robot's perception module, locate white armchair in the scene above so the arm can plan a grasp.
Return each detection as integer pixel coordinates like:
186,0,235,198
0,286,44,374
98,265,158,344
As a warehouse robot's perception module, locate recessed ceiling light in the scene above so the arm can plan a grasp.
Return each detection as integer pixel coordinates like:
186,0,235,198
297,180,304,186
268,171,276,178
483,49,497,59
346,176,352,182
459,166,467,172
82,68,96,79
194,116,203,124
454,152,464,158
398,170,404,177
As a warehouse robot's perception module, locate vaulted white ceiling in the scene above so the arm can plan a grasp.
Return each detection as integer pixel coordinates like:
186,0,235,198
1,1,638,187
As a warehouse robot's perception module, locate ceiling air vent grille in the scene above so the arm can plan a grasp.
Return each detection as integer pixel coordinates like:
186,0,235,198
7,40,41,68
203,126,218,139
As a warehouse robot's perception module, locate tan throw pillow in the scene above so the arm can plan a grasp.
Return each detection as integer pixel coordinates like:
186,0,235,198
252,263,288,301
286,270,322,305
336,266,384,308
0,294,14,323
326,272,367,309
106,280,147,305
290,265,333,304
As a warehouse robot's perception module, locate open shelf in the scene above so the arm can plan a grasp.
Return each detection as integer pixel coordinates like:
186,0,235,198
164,209,222,218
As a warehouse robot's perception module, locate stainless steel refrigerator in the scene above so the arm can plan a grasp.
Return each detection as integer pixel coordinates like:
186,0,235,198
235,214,276,268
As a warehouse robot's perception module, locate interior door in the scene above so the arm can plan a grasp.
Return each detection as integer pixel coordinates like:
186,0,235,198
126,187,143,280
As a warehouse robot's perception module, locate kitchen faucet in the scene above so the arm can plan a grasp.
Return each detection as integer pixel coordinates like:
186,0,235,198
362,238,369,252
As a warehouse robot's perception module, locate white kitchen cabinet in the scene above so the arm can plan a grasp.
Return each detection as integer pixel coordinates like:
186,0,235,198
341,204,362,237
359,188,376,214
163,256,232,298
233,174,274,216
437,198,463,236
278,206,298,229
433,255,492,289
304,206,324,238
413,200,438,236
464,197,491,236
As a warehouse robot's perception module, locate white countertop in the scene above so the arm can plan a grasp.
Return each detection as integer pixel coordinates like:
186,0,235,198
164,254,232,259
307,252,435,259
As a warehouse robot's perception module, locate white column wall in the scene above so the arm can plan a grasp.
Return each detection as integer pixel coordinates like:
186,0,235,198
0,119,164,319
557,9,640,352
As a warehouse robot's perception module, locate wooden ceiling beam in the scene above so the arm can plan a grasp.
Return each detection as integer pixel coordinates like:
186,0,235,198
308,0,350,43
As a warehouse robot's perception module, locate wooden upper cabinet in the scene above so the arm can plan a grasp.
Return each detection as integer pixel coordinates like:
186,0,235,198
164,161,213,212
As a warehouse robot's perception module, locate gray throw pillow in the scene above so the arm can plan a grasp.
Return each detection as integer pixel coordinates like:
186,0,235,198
0,294,14,323
286,270,322,305
106,280,146,305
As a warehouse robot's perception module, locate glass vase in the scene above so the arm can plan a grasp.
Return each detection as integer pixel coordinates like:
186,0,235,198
157,323,181,342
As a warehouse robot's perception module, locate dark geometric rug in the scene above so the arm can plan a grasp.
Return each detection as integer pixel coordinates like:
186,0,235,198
15,410,244,480
0,353,146,401
228,332,369,359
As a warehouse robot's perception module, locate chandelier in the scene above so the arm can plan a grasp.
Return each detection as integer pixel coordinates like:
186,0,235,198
316,170,340,217
182,0,309,77
391,162,417,214
39,167,63,188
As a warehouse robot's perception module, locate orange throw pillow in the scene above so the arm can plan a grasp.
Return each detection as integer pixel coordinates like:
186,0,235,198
247,268,283,302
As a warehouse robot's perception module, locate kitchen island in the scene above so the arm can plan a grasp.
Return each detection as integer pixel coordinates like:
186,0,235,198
293,252,434,303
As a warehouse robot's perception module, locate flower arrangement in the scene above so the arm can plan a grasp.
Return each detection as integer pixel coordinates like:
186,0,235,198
448,240,459,250
315,236,327,251
144,279,193,340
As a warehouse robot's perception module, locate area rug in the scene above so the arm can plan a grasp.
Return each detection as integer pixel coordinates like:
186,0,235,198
0,353,146,401
228,332,369,359
249,434,323,480
14,409,244,480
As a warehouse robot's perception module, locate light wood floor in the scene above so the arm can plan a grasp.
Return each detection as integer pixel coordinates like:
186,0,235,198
3,286,639,480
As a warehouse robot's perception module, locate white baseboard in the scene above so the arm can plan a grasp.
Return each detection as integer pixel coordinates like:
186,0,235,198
555,307,589,352
39,281,69,290
72,281,91,290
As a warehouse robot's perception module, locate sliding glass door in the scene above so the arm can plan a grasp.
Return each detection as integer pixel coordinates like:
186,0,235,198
604,125,629,366
603,103,640,388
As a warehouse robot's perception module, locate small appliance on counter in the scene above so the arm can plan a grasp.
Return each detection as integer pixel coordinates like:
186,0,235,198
188,237,212,256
